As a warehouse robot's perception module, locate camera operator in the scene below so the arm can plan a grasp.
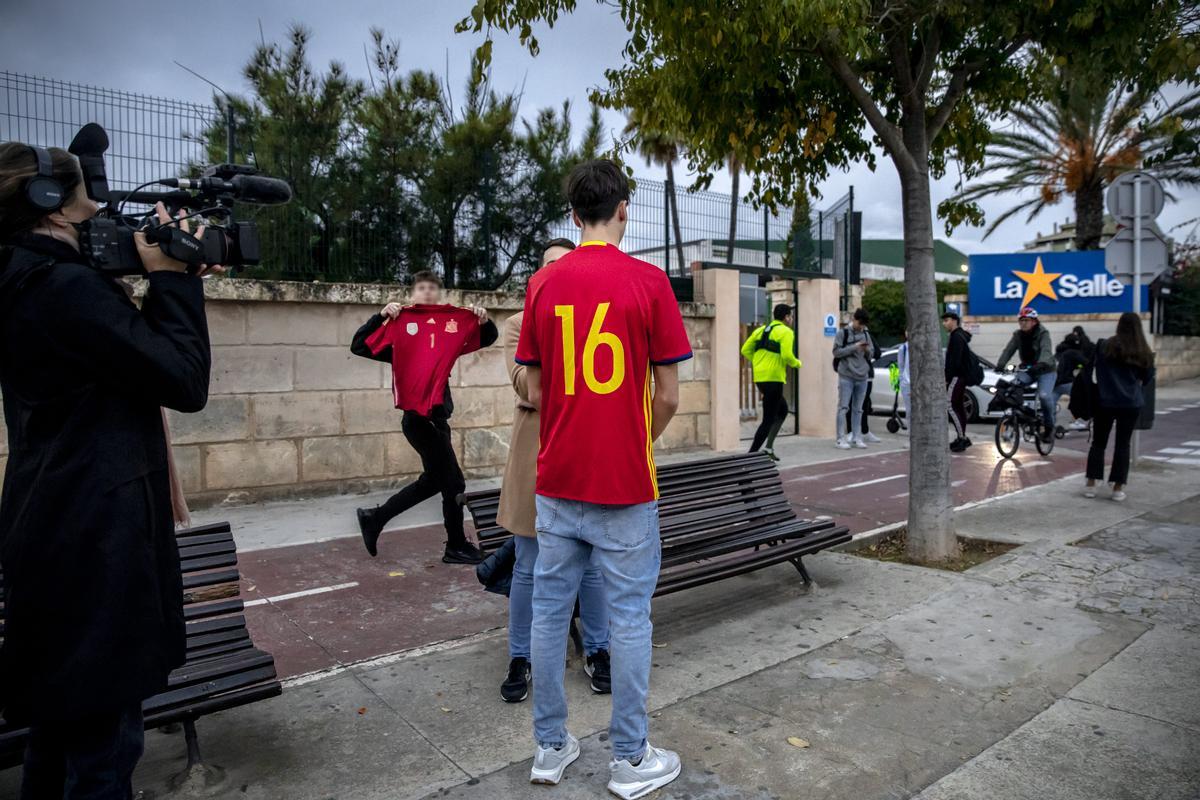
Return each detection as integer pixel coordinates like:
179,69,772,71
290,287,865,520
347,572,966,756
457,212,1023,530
0,142,218,796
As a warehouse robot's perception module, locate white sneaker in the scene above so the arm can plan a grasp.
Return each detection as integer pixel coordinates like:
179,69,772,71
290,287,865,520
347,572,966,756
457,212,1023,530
608,743,682,800
1111,490,1127,503
863,432,882,443
851,438,868,449
1069,420,1089,431
1083,485,1096,499
530,733,580,785
835,438,851,450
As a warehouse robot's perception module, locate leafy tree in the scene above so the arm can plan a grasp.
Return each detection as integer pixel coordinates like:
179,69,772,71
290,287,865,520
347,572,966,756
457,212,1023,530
944,67,1200,250
864,278,969,344
200,25,602,287
781,191,816,270
458,0,1196,561
1163,231,1200,336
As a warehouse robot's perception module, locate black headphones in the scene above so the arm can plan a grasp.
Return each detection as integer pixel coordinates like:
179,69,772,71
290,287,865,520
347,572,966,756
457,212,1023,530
24,145,67,213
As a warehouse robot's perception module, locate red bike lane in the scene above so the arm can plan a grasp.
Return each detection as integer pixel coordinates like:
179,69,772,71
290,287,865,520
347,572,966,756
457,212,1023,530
233,406,1197,680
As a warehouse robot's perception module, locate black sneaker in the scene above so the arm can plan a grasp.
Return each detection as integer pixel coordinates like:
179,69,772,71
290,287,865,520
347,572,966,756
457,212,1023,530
763,448,780,462
959,436,972,450
585,649,612,694
949,438,966,453
442,542,485,565
357,507,383,557
501,657,530,703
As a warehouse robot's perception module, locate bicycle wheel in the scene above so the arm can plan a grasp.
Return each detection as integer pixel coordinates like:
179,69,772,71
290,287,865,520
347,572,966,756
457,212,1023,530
1036,426,1056,456
995,415,1020,459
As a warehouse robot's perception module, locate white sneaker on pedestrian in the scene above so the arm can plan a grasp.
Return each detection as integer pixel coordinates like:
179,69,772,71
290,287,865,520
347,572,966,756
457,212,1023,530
851,438,868,449
1111,490,1127,502
608,743,682,800
863,432,882,443
835,438,851,450
530,733,580,785
1083,484,1096,499
1069,420,1089,431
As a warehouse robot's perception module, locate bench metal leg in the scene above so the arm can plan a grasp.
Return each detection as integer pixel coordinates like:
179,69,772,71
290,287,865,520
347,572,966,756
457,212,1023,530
184,719,202,770
790,557,812,586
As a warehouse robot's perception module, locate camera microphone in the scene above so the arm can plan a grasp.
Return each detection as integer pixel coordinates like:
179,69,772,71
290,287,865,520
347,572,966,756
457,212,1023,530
158,174,292,205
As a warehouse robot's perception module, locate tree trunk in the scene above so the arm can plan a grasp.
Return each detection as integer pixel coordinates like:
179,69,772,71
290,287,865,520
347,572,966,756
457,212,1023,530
666,160,686,275
726,156,740,266
440,224,457,289
898,158,958,562
1073,182,1105,250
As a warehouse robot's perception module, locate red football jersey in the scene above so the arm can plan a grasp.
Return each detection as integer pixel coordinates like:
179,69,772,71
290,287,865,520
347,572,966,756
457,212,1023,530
515,241,692,504
366,304,481,416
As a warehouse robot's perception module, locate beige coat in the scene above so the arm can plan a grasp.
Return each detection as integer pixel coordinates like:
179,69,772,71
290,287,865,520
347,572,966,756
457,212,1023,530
496,311,539,537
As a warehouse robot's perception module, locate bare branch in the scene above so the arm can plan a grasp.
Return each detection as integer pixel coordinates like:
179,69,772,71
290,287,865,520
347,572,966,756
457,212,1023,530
927,37,1029,142
822,44,916,174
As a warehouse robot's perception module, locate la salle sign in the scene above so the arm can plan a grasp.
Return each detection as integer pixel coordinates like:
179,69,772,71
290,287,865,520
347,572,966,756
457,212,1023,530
968,251,1149,316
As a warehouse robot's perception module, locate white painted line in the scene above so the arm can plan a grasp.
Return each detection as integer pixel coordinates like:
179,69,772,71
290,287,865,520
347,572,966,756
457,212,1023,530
1019,460,1051,467
1167,407,1186,412
1156,411,1170,416
785,466,863,484
1143,456,1170,462
830,474,907,492
1182,441,1200,447
1158,447,1193,455
889,492,910,499
952,479,968,487
1168,457,1200,466
245,581,359,607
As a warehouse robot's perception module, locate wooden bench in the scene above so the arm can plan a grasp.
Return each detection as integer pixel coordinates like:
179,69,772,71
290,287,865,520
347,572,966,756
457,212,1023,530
0,522,281,777
461,452,852,596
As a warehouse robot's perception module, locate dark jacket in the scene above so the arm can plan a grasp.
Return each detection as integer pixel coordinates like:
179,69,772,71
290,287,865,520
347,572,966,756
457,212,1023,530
944,327,973,382
0,234,210,725
1095,339,1155,410
1055,347,1086,388
997,324,1055,375
350,311,498,419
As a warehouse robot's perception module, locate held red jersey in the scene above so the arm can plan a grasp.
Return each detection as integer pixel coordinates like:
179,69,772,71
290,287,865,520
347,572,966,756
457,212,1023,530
366,304,481,416
515,241,692,504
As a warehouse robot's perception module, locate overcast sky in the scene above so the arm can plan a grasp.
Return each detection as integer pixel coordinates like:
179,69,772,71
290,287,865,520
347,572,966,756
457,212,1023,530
3,0,1196,254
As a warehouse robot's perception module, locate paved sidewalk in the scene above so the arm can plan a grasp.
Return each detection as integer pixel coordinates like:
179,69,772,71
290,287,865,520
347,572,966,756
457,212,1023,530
0,456,1188,798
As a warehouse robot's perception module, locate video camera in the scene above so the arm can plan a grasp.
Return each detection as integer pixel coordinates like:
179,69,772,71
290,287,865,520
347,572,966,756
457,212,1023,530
68,123,292,276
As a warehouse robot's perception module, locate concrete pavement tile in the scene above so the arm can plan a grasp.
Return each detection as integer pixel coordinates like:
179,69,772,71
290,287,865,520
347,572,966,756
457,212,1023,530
356,552,963,778
845,581,1147,692
131,673,466,800
972,542,1200,631
1068,626,1200,733
914,699,1200,800
1075,517,1200,571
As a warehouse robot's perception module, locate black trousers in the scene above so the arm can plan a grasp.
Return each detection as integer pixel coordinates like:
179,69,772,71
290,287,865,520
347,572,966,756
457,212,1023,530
374,411,467,547
947,377,969,439
22,702,144,800
1087,406,1140,485
845,381,874,435
750,382,789,452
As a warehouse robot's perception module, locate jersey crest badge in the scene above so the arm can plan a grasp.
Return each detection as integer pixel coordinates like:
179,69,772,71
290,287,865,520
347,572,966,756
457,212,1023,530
444,319,459,334
406,322,419,336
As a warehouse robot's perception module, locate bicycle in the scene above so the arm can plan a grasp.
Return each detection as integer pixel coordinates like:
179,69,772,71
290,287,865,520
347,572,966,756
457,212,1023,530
988,371,1055,459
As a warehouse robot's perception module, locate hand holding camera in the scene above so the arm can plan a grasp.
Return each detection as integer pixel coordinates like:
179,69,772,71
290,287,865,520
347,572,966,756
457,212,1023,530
134,202,224,276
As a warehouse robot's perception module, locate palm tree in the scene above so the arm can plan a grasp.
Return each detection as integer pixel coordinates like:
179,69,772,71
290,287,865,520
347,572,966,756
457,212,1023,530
625,113,686,274
949,72,1200,250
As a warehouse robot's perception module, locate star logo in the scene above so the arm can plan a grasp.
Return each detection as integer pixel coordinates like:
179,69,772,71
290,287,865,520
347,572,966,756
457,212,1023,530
1012,257,1062,309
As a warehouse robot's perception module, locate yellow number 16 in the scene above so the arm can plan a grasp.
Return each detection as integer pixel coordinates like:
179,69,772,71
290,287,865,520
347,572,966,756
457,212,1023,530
554,303,626,395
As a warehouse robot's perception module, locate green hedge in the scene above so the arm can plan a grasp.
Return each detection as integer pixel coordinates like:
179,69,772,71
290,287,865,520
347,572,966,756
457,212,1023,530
861,279,968,347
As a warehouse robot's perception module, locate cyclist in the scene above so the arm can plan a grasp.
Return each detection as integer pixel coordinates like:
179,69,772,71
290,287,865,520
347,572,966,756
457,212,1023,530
995,307,1056,438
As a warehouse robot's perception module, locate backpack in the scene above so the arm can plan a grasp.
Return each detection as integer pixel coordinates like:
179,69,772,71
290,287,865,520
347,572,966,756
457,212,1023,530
964,348,985,387
754,322,782,354
1069,342,1101,421
831,327,846,372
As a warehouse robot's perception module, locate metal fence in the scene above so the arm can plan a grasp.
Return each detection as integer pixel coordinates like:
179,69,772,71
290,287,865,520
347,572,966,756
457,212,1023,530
2,72,824,287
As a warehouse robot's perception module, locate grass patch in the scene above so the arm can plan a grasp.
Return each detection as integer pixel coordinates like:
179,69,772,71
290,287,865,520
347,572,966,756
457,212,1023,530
853,528,1017,572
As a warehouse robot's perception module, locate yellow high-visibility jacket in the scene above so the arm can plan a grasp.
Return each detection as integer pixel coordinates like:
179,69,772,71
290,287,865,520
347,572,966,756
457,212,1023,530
741,321,802,383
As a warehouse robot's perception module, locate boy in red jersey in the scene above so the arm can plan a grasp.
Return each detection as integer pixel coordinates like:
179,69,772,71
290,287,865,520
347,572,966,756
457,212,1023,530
516,160,690,798
350,270,497,564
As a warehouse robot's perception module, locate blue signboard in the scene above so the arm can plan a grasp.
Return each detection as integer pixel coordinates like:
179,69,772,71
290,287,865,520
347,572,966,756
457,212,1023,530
968,251,1148,316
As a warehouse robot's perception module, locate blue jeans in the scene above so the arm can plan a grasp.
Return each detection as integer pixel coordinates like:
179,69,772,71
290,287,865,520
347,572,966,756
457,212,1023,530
1014,370,1057,426
836,376,868,440
531,495,660,761
509,534,609,659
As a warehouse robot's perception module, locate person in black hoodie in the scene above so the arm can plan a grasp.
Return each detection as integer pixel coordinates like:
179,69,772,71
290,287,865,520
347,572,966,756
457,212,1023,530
0,142,214,796
941,311,974,452
1055,331,1089,431
1084,312,1155,502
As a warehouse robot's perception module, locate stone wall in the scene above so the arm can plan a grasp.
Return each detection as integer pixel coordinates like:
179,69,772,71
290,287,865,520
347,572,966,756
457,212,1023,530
0,279,713,505
1154,335,1200,384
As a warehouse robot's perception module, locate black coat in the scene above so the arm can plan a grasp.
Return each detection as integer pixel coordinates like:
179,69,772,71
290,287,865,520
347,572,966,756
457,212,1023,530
0,235,210,725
